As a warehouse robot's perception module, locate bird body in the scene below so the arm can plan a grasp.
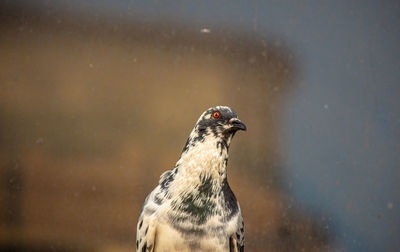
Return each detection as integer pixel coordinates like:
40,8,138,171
136,106,245,252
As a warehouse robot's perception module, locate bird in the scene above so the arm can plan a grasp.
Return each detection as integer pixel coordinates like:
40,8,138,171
136,106,246,252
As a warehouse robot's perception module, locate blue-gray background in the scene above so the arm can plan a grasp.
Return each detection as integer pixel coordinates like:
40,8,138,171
11,1,400,251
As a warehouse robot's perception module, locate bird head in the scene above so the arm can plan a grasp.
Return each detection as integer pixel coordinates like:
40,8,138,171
181,106,246,154
195,106,246,136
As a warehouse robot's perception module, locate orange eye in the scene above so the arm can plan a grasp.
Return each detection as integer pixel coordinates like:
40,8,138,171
212,111,220,119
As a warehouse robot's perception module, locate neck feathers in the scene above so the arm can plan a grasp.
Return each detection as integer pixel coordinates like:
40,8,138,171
178,127,232,182
161,127,236,225
162,128,232,199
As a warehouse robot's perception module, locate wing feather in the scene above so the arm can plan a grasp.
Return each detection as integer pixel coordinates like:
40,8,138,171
136,189,159,252
230,214,245,252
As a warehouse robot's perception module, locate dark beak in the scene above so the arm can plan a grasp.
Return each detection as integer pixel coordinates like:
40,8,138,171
229,118,247,131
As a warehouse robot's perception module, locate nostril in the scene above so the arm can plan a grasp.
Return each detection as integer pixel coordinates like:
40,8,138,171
229,118,239,123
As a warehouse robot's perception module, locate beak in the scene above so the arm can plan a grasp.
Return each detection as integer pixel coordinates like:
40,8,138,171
229,118,247,131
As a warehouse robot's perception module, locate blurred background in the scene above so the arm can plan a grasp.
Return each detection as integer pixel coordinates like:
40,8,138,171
0,1,399,252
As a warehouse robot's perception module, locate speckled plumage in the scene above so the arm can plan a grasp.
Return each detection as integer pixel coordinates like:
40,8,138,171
136,106,245,252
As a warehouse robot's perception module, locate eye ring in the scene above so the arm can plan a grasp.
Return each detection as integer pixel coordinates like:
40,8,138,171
212,111,220,119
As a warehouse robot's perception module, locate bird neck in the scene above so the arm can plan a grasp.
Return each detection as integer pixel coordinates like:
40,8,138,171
176,129,232,188
163,130,234,224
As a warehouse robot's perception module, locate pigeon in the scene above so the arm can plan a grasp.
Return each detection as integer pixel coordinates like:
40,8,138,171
136,106,246,252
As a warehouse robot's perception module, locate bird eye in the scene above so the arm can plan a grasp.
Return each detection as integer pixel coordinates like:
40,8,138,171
212,111,220,119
